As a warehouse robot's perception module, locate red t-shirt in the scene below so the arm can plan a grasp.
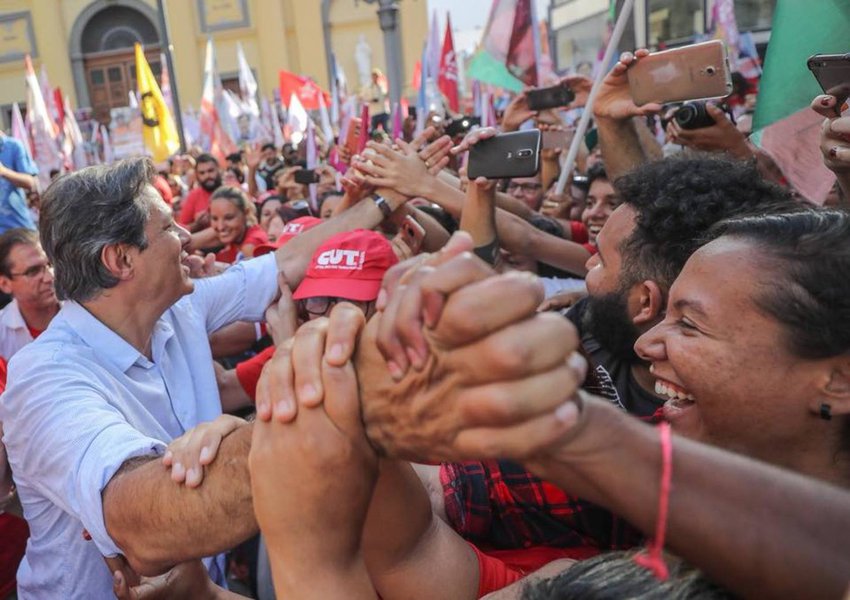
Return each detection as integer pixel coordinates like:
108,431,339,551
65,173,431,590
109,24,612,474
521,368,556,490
0,357,29,598
470,543,523,598
235,345,276,401
569,221,589,245
26,324,42,340
178,186,213,226
215,225,269,264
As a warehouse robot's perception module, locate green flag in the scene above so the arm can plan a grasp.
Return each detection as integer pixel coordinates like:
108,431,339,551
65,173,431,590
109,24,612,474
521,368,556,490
753,0,850,131
467,50,524,92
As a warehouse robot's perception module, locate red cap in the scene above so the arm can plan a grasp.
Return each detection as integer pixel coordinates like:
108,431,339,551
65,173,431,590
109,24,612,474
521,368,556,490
293,229,398,301
253,216,323,257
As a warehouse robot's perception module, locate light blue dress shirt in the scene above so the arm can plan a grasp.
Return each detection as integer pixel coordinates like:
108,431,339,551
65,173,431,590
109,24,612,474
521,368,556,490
0,253,278,599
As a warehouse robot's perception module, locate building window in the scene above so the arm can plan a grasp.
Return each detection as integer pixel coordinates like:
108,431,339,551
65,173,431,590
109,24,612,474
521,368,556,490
648,0,704,46
734,0,775,30
197,0,251,33
554,12,608,73
0,12,37,63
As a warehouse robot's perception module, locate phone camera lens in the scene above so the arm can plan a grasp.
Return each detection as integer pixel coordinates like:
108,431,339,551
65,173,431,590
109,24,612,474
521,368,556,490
705,66,716,76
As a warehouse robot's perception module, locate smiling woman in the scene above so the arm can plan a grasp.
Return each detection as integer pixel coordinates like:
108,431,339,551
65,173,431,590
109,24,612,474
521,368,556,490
635,209,850,488
209,187,268,264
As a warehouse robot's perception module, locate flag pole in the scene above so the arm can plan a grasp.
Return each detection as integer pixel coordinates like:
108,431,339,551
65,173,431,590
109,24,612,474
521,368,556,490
156,0,186,153
555,0,635,195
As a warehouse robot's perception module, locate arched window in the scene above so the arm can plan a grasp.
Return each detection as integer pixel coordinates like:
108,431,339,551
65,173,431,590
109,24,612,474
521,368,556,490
81,6,159,54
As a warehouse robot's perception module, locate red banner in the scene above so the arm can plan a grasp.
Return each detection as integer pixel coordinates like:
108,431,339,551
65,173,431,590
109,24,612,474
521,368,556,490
439,15,460,113
279,70,331,111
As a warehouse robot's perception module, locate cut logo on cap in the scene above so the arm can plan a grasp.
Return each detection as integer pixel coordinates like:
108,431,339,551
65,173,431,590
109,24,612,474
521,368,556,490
315,249,366,270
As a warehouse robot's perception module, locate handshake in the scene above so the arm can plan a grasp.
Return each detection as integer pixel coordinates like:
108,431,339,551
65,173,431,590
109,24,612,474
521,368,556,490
250,230,588,466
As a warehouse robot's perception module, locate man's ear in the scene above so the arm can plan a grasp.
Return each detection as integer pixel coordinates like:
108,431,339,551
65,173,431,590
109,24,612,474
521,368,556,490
632,280,665,327
100,244,136,282
0,274,12,295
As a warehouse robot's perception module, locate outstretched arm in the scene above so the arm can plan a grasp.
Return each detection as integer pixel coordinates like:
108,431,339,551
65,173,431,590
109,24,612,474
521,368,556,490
526,397,850,600
103,424,256,576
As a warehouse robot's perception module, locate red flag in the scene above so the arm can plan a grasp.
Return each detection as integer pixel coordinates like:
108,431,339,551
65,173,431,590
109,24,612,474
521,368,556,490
279,70,331,111
438,15,459,113
412,60,422,91
506,0,537,86
357,103,370,153
53,88,66,129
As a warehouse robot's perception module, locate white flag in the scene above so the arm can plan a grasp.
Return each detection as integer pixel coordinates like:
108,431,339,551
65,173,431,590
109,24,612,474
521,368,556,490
318,92,334,147
11,103,32,158
287,93,308,141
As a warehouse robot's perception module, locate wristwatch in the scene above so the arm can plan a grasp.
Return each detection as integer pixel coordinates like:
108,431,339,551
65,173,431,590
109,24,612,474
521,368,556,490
370,194,394,219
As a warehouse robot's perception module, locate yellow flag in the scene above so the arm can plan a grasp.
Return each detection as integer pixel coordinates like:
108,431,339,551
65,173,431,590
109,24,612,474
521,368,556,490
135,43,180,162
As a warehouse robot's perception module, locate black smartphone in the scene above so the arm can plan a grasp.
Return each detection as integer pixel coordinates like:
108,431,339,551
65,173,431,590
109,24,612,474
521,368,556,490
526,84,576,111
808,53,850,105
445,116,482,138
467,130,541,180
294,169,320,185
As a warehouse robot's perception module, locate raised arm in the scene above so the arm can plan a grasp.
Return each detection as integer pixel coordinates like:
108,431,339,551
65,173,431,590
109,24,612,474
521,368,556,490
593,50,663,180
274,191,405,287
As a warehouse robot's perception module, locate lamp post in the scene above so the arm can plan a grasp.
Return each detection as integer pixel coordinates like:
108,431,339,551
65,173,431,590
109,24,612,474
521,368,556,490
156,0,186,152
361,0,404,107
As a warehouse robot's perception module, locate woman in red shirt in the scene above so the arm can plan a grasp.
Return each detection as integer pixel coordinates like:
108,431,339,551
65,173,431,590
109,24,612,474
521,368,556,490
209,187,269,264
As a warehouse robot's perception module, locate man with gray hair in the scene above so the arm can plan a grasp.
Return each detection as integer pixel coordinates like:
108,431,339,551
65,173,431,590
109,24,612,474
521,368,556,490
0,157,281,598
0,154,580,598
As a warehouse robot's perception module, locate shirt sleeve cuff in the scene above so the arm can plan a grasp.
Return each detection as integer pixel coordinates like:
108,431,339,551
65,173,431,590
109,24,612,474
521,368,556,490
76,424,166,557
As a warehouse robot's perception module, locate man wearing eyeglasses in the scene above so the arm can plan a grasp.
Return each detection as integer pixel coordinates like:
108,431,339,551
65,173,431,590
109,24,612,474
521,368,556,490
0,228,59,359
506,175,545,212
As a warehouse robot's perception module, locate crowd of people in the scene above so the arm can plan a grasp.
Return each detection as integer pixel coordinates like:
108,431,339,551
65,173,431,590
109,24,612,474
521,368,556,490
0,44,849,600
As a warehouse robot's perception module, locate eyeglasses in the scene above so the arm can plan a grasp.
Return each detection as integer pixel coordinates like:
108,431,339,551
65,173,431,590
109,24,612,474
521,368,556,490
298,297,372,318
9,262,53,279
507,182,543,194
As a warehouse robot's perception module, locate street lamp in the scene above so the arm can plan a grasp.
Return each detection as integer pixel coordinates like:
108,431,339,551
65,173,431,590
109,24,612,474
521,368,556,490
361,0,404,107
156,0,186,152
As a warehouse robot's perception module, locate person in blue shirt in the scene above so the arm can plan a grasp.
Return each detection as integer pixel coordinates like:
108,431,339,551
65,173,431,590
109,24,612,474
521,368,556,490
0,133,38,233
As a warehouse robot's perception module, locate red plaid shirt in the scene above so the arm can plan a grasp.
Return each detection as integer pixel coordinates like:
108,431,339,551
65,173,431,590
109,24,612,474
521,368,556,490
440,410,664,561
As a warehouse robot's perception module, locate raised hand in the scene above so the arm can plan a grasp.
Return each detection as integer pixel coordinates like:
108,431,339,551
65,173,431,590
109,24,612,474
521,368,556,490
355,244,588,463
812,94,850,174
594,49,663,121
502,91,538,132
666,103,751,159
354,140,443,200
244,144,262,171
249,311,378,598
264,272,298,346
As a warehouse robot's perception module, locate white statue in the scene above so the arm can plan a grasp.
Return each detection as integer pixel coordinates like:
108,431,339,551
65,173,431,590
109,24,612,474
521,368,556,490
354,35,372,88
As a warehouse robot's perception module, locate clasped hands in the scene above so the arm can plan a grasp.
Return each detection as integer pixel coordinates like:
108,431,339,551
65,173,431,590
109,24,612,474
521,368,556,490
252,232,587,465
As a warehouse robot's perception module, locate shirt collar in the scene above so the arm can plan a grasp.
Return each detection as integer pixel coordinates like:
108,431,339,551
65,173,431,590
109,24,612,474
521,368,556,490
60,301,150,372
0,299,26,330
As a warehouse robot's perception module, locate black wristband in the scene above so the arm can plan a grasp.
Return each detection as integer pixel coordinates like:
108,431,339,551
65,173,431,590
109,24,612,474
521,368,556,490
473,238,500,265
371,194,393,219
